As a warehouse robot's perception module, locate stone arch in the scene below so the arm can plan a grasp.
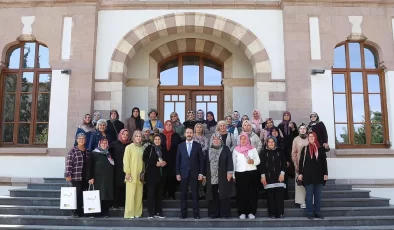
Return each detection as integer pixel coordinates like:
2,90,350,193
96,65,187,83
109,12,271,81
150,38,232,64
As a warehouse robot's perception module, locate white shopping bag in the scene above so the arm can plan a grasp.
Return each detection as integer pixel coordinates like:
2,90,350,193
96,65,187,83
60,186,77,210
83,184,101,214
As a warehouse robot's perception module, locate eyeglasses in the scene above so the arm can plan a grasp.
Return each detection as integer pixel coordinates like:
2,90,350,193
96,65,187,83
171,115,177,117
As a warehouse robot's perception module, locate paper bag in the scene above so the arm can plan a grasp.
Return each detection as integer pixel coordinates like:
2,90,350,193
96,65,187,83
60,186,77,210
83,187,101,214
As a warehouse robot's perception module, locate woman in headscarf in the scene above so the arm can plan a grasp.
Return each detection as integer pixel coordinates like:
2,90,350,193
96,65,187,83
88,119,111,152
123,131,144,219
308,112,329,150
89,138,114,217
203,133,234,219
260,118,283,147
193,122,210,199
109,129,130,209
298,132,328,220
74,114,95,149
196,109,205,122
278,111,298,182
170,112,185,139
183,110,198,130
106,110,124,144
65,133,91,217
259,136,287,219
193,123,209,156
125,107,144,142
92,111,101,126
237,120,262,153
215,120,237,152
142,127,153,149
204,111,218,140
143,134,167,219
241,115,249,123
292,123,309,209
251,109,264,137
232,133,260,219
160,120,182,200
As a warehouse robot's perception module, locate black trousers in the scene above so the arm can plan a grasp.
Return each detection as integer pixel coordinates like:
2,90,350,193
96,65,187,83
165,175,178,199
114,185,126,207
147,176,165,215
266,187,285,217
235,170,259,215
71,180,88,216
180,173,199,216
208,184,231,218
100,200,111,216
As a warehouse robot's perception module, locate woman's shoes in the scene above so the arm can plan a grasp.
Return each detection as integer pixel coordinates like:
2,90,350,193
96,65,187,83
300,204,306,209
154,213,165,218
307,214,314,220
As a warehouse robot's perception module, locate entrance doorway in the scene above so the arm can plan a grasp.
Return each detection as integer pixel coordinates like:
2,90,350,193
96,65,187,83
157,53,223,122
159,90,222,123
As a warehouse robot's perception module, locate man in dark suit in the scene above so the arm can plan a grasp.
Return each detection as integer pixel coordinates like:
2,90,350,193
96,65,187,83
176,127,204,219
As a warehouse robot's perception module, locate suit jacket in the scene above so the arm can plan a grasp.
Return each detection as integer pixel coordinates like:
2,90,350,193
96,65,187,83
176,141,204,180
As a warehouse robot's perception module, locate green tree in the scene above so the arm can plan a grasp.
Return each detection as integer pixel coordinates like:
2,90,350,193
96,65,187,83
337,111,383,145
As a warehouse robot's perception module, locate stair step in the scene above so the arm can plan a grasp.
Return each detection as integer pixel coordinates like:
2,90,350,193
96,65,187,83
0,196,389,208
43,178,337,185
2,225,394,230
0,215,394,228
0,205,393,218
20,187,365,199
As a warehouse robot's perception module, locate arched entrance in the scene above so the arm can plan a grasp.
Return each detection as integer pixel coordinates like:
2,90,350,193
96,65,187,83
104,12,273,120
158,52,223,122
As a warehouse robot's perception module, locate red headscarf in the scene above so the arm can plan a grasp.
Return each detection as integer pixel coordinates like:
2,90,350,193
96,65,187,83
308,132,320,159
235,132,254,157
118,129,130,145
163,120,174,151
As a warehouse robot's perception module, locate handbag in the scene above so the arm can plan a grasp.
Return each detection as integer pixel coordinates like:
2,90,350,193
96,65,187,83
60,182,77,210
296,147,307,186
140,147,152,183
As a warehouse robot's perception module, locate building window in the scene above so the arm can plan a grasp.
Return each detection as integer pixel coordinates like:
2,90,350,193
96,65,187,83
332,41,388,148
159,53,223,86
0,42,51,146
158,53,223,122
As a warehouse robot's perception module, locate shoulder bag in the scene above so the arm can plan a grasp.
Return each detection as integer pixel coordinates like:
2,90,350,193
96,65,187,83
140,147,152,183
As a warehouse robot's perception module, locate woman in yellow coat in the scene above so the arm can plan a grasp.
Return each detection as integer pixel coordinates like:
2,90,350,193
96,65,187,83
123,130,144,218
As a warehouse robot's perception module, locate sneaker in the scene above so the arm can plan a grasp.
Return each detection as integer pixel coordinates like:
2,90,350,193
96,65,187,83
148,215,154,219
239,214,246,219
154,213,165,218
135,216,140,218
248,214,255,219
300,204,306,209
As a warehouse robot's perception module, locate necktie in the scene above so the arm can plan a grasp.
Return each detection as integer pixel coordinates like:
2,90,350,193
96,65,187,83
187,142,191,156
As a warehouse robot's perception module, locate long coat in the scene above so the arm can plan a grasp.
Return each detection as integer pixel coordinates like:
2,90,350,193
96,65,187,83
159,133,182,176
89,150,114,201
125,117,144,141
205,146,235,200
106,120,124,144
143,145,168,185
109,140,128,187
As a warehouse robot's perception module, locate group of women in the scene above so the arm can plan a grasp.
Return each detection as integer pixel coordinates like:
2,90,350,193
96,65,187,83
65,108,329,220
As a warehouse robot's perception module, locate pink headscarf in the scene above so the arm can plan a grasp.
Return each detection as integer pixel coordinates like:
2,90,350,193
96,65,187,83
235,132,254,157
118,129,130,145
252,109,262,134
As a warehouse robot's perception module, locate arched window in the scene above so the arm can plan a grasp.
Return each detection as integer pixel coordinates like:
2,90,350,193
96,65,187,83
0,42,51,146
158,53,223,122
332,41,388,148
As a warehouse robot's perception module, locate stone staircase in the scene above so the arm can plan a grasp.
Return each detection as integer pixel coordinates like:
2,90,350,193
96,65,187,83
0,178,393,229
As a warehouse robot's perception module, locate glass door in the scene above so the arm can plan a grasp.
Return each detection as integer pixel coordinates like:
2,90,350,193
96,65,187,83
159,91,190,122
192,91,222,120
